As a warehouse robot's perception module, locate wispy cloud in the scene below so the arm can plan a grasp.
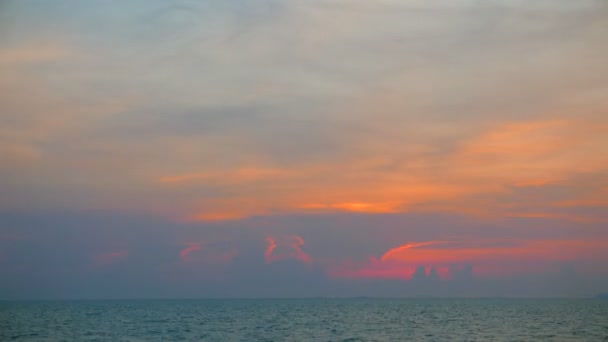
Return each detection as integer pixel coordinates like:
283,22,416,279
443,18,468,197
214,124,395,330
0,42,70,65
179,242,202,262
1,0,608,297
265,235,312,265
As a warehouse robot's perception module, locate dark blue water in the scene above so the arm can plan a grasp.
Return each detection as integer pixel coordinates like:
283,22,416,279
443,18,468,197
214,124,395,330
1,299,607,341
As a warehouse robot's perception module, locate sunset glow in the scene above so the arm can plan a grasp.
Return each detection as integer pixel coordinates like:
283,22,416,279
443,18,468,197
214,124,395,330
330,239,608,280
1,0,608,298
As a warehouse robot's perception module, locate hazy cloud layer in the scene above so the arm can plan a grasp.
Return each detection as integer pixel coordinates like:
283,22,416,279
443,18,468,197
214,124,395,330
1,0,607,298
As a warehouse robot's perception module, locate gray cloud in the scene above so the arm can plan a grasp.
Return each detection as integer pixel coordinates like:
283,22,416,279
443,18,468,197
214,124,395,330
1,210,607,299
1,0,608,298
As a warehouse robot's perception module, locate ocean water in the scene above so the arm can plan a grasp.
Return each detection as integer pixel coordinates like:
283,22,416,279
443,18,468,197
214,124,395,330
1,299,607,341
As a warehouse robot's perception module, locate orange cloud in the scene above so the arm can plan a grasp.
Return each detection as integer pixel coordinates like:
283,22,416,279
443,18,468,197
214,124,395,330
452,119,608,185
160,174,212,184
160,167,290,185
300,202,402,214
0,42,70,65
554,199,608,208
265,235,312,265
458,120,571,159
190,211,252,222
183,197,274,222
504,212,605,223
158,117,608,223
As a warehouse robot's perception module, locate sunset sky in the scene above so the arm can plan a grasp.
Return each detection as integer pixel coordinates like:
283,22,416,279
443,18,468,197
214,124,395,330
1,0,608,299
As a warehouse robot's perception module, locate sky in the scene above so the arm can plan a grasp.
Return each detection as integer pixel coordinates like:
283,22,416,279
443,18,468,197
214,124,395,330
1,0,608,299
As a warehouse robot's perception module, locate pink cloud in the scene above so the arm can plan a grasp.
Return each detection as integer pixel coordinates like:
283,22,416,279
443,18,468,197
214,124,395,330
179,241,238,264
265,237,277,262
179,242,202,262
328,238,608,280
265,235,312,265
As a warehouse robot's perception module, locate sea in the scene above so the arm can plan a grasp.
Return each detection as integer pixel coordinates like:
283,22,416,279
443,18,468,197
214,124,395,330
1,298,607,341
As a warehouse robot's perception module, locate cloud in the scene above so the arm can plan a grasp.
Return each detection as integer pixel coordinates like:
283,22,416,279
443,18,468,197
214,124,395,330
154,117,608,223
1,0,607,224
0,42,70,66
179,239,239,267
178,240,238,265
179,242,202,262
161,167,291,185
265,235,312,265
92,250,128,268
264,237,277,262
300,202,402,214
2,210,608,298
1,0,608,299
381,241,447,262
328,238,608,280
